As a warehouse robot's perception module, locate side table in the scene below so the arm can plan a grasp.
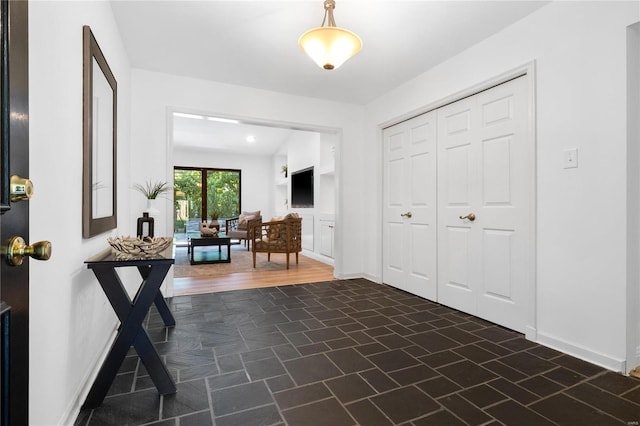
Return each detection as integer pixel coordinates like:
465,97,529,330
83,248,176,408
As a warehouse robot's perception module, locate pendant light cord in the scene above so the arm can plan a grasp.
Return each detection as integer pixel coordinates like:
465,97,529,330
321,0,337,28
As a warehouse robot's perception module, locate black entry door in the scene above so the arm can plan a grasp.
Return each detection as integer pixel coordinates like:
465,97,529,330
1,1,31,424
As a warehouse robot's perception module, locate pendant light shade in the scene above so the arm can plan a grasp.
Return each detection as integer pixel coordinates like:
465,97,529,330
299,0,362,70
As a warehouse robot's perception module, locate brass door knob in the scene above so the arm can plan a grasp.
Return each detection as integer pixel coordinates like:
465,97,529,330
400,212,413,218
459,213,476,221
10,175,34,202
3,236,52,266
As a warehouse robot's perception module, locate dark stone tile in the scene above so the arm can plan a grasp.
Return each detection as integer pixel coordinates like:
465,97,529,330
368,349,420,372
166,349,215,370
266,374,295,393
244,331,288,350
376,334,413,349
531,393,622,425
178,363,219,381
276,321,308,334
408,331,460,352
500,337,538,352
89,388,161,425
207,371,249,391
437,327,482,344
178,410,213,426
325,373,376,403
211,381,273,417
323,316,357,327
403,345,429,358
487,400,556,426
162,379,209,418
348,330,375,344
216,354,243,373
359,368,398,393
311,309,347,321
363,326,393,337
459,383,507,408
489,378,539,405
286,332,312,346
438,393,492,425
358,315,397,328
376,307,405,317
339,322,366,333
526,345,562,360
107,372,134,396
282,398,355,426
326,347,375,373
326,337,358,349
283,308,313,321
403,311,440,323
437,360,497,388
518,375,564,397
552,355,606,377
245,356,286,381
346,399,393,426
475,340,513,357
388,364,438,386
412,409,466,426
241,347,275,363
297,342,330,355
416,376,462,398
419,350,464,368
283,353,342,385
386,323,414,336
274,383,332,411
272,343,300,361
215,404,282,426
566,382,640,422
543,366,585,386
483,360,528,382
453,344,498,364
623,386,640,404
473,326,518,343
499,352,556,376
588,371,640,395
304,326,347,342
371,386,439,423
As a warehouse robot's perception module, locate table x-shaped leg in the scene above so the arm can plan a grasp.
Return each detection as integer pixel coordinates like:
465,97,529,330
83,263,176,408
137,265,176,327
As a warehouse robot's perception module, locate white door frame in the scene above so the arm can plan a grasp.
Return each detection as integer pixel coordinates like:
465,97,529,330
379,61,537,339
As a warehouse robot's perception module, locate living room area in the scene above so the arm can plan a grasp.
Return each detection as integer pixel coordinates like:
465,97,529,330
169,111,338,295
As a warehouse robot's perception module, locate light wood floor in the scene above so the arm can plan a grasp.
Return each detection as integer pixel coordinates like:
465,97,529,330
173,255,335,296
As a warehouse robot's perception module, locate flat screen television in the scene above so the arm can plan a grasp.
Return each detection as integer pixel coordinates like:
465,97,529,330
291,167,314,208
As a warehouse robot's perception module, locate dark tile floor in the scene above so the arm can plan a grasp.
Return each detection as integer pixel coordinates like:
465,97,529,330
75,279,640,425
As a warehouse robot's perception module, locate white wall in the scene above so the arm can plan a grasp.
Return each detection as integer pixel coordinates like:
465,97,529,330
173,147,274,219
131,70,366,279
364,1,639,370
29,1,133,425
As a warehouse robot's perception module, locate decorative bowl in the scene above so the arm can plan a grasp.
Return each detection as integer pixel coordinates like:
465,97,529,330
107,236,172,256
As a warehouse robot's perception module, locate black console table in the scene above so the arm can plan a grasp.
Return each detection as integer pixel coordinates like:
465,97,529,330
83,248,176,408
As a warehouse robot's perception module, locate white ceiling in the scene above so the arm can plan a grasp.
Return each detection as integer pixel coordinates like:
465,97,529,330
111,0,549,153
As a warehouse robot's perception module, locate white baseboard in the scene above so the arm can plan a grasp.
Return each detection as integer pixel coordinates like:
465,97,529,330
301,249,334,266
535,331,626,373
59,324,118,426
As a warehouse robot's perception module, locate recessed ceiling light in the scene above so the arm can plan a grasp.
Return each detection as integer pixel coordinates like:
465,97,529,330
173,112,205,120
206,116,240,124
246,135,256,143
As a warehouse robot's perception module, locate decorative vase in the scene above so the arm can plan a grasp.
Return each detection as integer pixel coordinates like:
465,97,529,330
137,212,155,238
145,198,159,216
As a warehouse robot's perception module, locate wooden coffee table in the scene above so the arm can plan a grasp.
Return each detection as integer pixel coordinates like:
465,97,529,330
189,233,231,265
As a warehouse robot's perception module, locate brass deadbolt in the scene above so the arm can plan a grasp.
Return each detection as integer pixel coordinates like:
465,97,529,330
10,175,34,202
3,236,51,266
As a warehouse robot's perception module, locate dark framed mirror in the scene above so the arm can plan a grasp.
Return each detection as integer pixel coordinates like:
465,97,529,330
83,25,117,238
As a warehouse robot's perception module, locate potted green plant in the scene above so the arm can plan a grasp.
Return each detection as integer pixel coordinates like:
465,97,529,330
133,180,171,214
281,165,288,178
210,211,220,230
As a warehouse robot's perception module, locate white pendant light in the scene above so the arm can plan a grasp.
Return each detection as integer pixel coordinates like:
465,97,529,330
299,0,362,70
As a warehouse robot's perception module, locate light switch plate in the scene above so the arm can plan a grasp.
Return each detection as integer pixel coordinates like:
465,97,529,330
564,148,578,169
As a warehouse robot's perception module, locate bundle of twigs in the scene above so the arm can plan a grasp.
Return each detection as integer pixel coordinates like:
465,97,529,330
107,236,172,256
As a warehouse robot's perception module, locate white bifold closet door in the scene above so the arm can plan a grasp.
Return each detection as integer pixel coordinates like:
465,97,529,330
382,111,438,301
383,76,532,333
